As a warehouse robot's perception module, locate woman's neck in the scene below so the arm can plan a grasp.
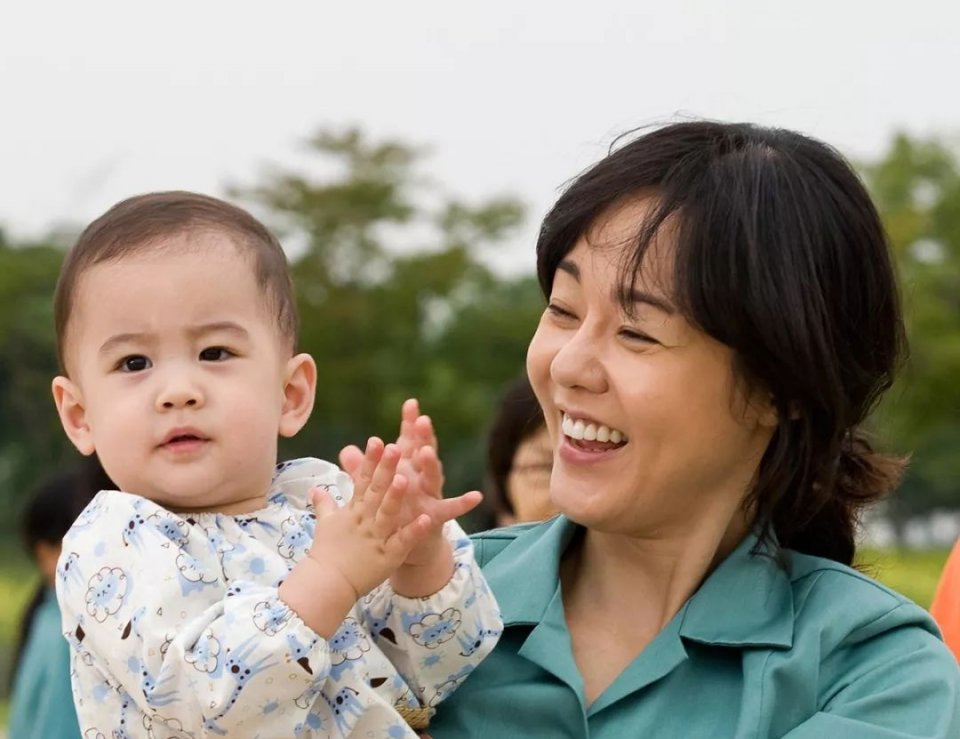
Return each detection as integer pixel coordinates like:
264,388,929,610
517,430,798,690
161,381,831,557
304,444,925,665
568,513,749,626
560,510,754,704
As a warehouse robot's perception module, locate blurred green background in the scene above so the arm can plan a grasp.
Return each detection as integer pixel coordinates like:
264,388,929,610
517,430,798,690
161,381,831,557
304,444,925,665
1,125,959,722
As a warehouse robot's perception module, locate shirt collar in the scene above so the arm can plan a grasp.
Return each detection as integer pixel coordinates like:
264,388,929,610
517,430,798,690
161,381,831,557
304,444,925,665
483,515,575,626
484,516,794,649
679,529,794,649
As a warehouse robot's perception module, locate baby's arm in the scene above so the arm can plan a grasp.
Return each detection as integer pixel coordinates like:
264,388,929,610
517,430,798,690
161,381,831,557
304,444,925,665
279,440,434,636
56,494,335,736
339,400,483,597
361,521,503,710
342,402,502,708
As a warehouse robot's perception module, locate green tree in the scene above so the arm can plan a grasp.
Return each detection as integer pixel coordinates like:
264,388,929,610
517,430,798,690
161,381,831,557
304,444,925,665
0,232,78,512
235,128,540,519
865,134,960,522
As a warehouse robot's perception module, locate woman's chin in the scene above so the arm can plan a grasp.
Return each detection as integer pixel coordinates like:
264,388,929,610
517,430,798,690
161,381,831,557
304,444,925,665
549,484,603,526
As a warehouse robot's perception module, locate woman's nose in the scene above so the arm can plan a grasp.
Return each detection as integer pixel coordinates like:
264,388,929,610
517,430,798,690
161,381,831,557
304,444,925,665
550,329,607,393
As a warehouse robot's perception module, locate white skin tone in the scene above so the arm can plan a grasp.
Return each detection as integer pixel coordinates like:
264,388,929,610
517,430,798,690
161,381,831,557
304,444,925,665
52,233,481,638
526,201,777,704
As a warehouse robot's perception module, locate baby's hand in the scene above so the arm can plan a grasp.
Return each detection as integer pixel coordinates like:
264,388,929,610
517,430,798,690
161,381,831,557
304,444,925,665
308,439,433,600
340,400,483,596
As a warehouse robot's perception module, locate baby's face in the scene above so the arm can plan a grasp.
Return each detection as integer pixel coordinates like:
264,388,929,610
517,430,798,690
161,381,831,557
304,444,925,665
56,233,304,513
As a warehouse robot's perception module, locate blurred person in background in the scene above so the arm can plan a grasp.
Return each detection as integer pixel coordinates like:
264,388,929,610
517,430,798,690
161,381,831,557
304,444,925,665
484,376,556,527
8,457,111,739
931,540,960,660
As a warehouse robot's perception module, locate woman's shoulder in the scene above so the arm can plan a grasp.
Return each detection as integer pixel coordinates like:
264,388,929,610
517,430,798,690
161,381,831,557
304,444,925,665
784,548,943,647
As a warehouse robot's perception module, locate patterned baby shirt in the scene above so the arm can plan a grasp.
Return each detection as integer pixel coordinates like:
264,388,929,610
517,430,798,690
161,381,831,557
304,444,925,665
56,457,502,738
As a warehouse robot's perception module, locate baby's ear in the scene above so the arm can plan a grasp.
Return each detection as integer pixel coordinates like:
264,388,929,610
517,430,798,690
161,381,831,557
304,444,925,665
52,376,95,455
279,353,317,438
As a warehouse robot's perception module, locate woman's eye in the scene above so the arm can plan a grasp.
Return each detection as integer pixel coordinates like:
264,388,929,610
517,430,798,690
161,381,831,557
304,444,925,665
546,303,576,320
199,347,233,362
620,328,657,344
118,355,151,372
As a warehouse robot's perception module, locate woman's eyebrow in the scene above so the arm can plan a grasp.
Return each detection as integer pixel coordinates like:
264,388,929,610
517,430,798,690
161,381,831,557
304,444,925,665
556,259,580,281
557,257,674,315
616,286,676,316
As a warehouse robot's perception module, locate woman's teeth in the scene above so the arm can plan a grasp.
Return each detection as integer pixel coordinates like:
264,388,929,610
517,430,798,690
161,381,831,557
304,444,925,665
561,413,627,444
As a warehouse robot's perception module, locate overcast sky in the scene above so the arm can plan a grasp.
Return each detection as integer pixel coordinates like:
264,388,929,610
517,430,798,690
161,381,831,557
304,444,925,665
2,0,958,273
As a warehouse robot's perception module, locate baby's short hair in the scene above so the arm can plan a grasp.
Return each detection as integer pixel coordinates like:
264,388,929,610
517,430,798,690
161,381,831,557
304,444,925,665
54,191,298,372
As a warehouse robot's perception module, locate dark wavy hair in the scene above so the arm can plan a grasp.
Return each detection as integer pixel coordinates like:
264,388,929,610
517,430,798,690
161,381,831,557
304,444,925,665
536,121,906,565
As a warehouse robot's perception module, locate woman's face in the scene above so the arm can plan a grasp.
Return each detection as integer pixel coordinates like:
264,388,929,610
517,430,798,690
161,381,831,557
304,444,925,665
526,202,776,537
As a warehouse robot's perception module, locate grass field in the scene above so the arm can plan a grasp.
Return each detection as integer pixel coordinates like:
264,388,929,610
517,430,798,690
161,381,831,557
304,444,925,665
856,548,951,609
0,546,950,731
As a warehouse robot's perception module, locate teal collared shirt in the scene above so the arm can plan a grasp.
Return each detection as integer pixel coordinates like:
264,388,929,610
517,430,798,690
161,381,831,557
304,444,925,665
430,516,960,738
9,587,81,739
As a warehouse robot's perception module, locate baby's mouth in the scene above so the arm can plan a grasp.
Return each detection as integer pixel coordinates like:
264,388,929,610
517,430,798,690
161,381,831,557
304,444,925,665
167,434,201,444
160,429,210,448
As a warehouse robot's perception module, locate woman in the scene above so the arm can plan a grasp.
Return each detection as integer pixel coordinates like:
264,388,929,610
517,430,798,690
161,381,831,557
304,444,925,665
484,376,556,526
429,122,959,737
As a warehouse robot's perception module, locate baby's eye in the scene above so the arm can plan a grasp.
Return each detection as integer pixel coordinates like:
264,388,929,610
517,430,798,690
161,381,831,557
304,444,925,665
118,355,151,373
199,347,234,362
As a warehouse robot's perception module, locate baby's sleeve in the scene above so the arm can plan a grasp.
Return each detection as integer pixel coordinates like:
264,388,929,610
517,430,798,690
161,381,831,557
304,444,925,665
360,520,503,709
56,492,334,736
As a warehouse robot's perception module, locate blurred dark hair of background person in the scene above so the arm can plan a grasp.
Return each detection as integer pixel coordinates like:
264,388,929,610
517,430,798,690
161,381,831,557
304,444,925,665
8,456,112,739
484,376,556,527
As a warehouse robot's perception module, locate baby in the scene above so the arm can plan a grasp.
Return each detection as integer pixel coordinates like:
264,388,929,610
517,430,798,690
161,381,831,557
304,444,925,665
51,191,501,738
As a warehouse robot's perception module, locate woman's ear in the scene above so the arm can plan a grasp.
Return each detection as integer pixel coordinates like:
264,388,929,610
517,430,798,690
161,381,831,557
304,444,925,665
52,376,95,455
757,395,779,429
753,392,800,429
279,353,317,438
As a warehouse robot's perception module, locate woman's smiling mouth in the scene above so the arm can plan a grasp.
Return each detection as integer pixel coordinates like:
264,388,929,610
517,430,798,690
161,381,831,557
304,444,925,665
560,412,628,453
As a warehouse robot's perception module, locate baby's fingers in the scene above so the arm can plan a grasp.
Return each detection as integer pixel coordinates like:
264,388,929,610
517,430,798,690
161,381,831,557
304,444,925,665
397,399,421,457
415,445,445,500
373,474,409,538
338,444,364,476
359,443,402,513
413,413,439,453
351,437,385,502
309,487,339,518
428,491,483,524
385,514,433,561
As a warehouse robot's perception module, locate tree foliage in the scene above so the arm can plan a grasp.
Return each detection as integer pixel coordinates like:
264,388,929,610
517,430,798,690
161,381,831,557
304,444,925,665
0,127,957,532
232,128,539,524
865,134,960,518
0,233,77,511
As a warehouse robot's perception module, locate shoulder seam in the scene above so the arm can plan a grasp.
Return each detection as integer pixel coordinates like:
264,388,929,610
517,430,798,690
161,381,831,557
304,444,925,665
790,563,910,606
